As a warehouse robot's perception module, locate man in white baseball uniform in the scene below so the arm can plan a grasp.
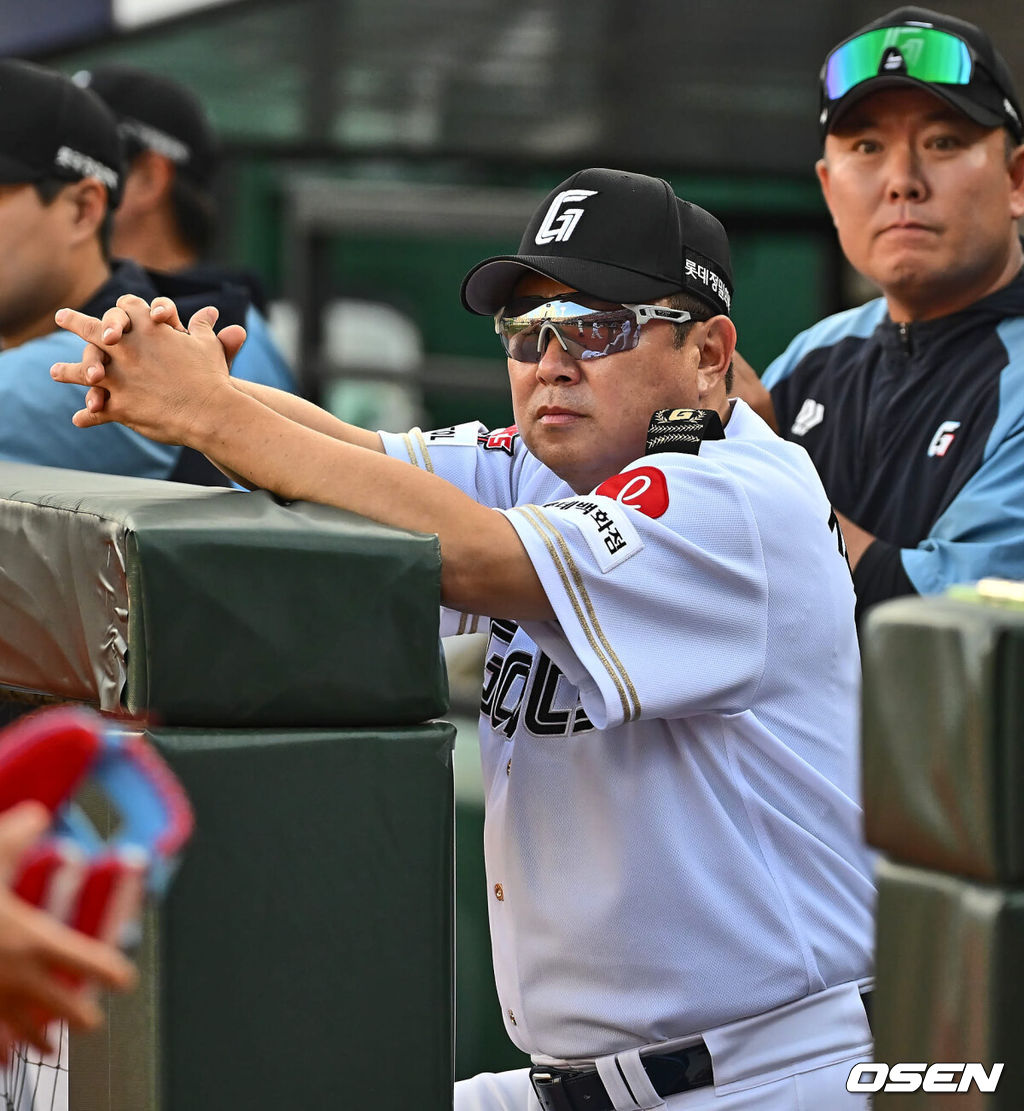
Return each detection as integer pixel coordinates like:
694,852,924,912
51,167,875,1109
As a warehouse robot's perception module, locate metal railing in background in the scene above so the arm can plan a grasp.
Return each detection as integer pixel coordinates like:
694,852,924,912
279,176,541,409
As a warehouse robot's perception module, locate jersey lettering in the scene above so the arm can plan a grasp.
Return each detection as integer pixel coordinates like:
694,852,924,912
524,653,571,735
828,507,852,575
424,422,479,446
574,703,594,732
480,652,503,717
479,425,519,456
487,651,532,738
482,622,594,738
489,618,518,645
543,495,643,571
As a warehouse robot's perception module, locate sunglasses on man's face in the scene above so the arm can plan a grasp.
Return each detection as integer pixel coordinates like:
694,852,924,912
495,296,693,364
822,25,974,103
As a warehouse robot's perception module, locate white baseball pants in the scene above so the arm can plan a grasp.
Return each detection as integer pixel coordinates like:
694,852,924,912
456,981,872,1111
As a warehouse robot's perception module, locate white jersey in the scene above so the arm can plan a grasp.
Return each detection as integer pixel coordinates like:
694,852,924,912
381,400,874,1062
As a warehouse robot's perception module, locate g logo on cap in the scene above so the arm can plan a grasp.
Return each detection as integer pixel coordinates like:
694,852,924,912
534,189,598,245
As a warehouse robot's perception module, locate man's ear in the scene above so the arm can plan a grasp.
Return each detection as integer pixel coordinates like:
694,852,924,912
815,156,838,228
127,149,176,208
696,315,738,395
66,178,108,247
1008,142,1024,221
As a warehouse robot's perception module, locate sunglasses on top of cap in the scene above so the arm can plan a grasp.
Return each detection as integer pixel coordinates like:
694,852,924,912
496,295,694,364
822,24,981,103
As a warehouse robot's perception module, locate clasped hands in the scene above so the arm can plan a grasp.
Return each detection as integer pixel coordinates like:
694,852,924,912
50,294,246,446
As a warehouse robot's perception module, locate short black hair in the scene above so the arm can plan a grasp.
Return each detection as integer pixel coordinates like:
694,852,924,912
664,291,735,393
169,168,217,256
122,141,218,256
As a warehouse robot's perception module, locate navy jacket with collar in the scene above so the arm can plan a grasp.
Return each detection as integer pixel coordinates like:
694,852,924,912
763,268,1024,617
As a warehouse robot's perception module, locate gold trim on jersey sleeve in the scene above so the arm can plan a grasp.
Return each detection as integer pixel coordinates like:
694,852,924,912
452,612,485,635
411,427,436,474
515,505,639,722
400,432,418,466
528,507,641,720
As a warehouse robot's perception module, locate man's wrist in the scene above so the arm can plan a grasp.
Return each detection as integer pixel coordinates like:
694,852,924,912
852,539,917,621
185,378,243,456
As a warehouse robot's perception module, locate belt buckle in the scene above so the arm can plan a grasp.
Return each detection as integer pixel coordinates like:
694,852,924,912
529,1068,573,1111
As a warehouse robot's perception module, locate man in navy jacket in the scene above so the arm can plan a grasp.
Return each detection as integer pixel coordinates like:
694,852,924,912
735,7,1024,619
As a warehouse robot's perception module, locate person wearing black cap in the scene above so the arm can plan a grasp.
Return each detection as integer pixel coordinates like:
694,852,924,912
53,167,874,1109
75,65,297,399
0,58,281,485
73,66,221,276
734,7,1024,621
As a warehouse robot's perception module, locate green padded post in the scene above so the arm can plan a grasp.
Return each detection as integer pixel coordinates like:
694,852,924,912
873,857,1024,1109
71,724,455,1111
862,596,1024,882
0,465,447,727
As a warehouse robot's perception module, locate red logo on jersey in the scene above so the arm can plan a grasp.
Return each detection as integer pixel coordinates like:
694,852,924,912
595,467,669,518
479,425,519,455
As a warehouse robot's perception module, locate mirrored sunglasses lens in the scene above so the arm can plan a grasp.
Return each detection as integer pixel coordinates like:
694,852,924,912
571,314,639,360
503,324,540,362
499,301,640,363
825,26,972,101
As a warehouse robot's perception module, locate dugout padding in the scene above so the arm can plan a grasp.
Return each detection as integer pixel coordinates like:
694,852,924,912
0,463,446,726
872,857,1024,1109
71,723,455,1111
861,596,1024,883
862,594,1024,1109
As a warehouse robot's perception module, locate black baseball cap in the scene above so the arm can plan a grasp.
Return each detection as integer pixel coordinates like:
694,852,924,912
0,59,122,205
461,168,734,318
74,66,220,189
820,7,1023,141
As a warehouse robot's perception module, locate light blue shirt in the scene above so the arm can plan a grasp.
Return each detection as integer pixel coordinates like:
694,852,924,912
234,305,297,393
0,329,182,478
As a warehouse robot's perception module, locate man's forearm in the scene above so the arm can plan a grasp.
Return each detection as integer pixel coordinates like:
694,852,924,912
194,386,553,620
229,378,384,452
833,510,918,621
834,510,875,571
52,297,550,620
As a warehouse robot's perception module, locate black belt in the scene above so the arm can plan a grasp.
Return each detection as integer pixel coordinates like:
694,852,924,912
529,991,873,1111
530,1044,713,1111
